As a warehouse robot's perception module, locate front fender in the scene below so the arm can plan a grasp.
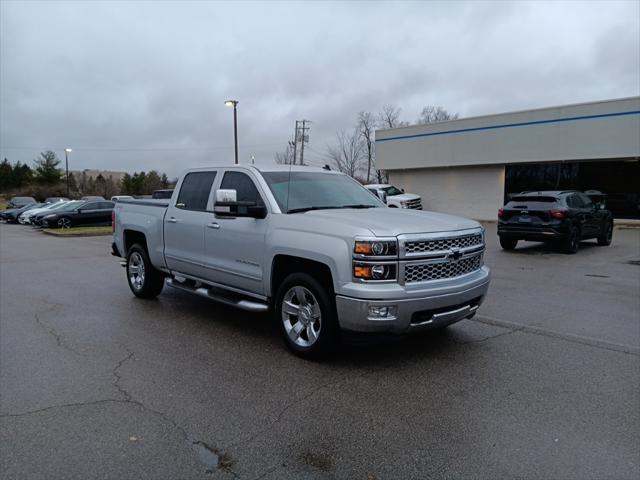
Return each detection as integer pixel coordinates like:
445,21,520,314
264,230,352,295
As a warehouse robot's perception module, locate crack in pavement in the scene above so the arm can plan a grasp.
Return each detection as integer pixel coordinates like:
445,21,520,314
112,350,135,401
225,375,349,451
33,303,85,357
452,325,526,345
1,346,237,478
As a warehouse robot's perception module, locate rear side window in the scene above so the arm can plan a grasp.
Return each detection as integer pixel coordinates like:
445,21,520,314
176,172,217,211
220,171,264,205
82,202,99,210
99,202,114,209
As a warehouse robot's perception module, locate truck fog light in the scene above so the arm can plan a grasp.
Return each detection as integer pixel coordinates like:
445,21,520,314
368,305,398,320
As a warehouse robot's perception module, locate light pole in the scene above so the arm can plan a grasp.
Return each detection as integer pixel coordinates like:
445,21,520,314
64,148,72,197
224,100,239,164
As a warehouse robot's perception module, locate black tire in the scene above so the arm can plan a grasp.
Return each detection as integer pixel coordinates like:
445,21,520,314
564,226,580,254
275,272,339,360
499,237,518,250
389,205,398,208
597,222,613,246
126,243,165,299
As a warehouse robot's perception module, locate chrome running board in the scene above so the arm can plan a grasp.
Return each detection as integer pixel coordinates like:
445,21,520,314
166,278,269,313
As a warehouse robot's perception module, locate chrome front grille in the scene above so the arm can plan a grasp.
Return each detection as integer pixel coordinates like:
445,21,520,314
404,253,483,283
404,198,422,210
405,233,483,254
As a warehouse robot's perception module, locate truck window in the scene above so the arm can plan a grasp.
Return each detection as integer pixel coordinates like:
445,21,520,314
176,172,217,211
220,171,264,205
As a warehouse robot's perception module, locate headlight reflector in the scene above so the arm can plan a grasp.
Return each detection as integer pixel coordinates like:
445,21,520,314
353,262,397,281
354,240,397,257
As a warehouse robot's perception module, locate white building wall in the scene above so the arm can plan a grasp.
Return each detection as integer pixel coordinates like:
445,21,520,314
388,165,505,221
376,97,640,170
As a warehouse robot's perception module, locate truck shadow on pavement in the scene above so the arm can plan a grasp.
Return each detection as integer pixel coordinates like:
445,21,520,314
138,285,494,370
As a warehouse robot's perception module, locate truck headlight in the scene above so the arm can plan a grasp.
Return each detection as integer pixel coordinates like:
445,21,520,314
354,240,397,256
353,262,397,281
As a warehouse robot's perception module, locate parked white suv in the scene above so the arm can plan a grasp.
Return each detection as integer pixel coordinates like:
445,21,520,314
365,184,422,209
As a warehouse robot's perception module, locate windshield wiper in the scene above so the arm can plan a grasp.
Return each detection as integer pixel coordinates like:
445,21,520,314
286,206,343,214
340,204,377,209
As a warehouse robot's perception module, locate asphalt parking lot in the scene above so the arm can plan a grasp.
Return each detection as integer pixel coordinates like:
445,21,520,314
1,223,638,480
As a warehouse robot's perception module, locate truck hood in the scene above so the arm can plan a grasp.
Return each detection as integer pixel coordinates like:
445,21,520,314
306,208,480,237
388,193,420,202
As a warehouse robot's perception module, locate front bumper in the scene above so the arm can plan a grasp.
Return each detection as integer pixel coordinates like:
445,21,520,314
335,266,490,334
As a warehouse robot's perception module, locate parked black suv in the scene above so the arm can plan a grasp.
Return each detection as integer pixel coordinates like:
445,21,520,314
498,191,613,254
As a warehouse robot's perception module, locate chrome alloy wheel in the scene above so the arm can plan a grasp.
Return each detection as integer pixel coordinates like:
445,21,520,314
128,252,146,291
281,286,321,348
57,217,71,229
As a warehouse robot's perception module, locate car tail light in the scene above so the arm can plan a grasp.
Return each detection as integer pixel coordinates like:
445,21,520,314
550,208,568,219
111,209,115,232
498,208,504,218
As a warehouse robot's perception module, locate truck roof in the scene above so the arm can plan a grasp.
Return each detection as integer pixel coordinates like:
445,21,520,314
182,165,343,175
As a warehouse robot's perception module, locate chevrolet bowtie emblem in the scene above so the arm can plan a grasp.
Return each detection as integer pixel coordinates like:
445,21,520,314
448,247,462,261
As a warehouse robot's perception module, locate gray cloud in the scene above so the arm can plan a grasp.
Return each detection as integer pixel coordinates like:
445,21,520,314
1,0,638,176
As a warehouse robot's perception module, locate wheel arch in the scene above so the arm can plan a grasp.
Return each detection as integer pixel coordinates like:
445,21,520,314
123,229,148,255
271,255,335,300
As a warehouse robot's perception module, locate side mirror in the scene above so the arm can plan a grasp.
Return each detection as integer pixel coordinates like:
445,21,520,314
401,188,405,193
213,189,267,219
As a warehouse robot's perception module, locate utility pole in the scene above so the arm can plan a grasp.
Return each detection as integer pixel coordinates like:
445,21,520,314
299,120,310,166
291,121,299,165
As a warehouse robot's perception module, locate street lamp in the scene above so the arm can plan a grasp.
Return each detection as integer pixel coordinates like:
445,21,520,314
64,148,72,197
224,100,239,164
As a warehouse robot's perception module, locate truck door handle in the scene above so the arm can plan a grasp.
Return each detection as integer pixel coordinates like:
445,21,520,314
167,217,178,223
207,222,220,229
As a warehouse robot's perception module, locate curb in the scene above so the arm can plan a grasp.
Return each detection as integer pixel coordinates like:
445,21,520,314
41,230,112,238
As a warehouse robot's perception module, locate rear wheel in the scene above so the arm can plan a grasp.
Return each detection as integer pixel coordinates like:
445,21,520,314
564,226,580,254
275,272,339,360
499,237,518,250
126,244,165,299
597,222,613,246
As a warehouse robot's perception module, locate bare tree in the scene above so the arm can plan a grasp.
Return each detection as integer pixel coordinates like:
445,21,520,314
274,140,295,165
326,127,364,178
378,104,409,129
417,106,459,124
357,111,377,183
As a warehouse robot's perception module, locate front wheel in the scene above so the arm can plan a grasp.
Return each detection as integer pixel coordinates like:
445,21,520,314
275,273,339,360
597,222,613,246
126,244,165,299
57,217,72,229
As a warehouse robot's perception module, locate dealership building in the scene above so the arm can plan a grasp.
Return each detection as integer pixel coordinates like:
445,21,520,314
375,97,640,220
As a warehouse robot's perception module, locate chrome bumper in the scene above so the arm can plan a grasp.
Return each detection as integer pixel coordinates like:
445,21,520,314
335,268,490,334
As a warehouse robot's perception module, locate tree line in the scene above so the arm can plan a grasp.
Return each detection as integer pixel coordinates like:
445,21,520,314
275,104,458,183
0,151,171,199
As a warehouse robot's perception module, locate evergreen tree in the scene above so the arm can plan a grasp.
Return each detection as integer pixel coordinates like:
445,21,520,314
67,172,78,195
144,170,162,193
33,151,62,185
120,173,134,195
13,162,33,188
160,173,169,189
0,158,12,191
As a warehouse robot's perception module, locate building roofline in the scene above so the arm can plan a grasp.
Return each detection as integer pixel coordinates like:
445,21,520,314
376,96,640,134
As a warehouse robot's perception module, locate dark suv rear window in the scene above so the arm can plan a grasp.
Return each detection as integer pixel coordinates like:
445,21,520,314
510,196,557,203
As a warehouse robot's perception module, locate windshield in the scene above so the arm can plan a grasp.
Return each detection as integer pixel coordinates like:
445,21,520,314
382,186,403,196
262,171,384,213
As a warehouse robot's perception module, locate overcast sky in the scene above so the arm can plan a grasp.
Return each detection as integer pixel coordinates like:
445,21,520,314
1,0,638,177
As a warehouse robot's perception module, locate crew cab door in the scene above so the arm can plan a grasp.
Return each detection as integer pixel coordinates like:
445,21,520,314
203,169,269,295
164,171,217,279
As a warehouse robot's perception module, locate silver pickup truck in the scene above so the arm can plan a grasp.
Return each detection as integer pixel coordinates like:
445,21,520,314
112,165,490,358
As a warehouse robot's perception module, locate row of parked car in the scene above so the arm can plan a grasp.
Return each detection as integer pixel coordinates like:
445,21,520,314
1,196,115,228
2,190,175,229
